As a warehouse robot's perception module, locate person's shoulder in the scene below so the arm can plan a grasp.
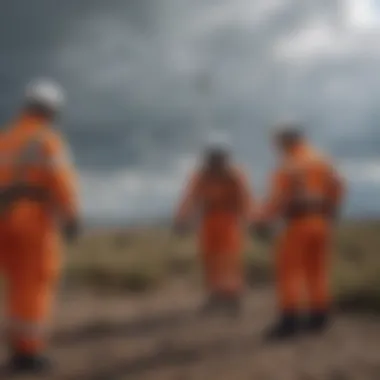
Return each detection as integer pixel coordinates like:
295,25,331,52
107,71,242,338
40,129,75,162
0,123,17,141
188,167,203,183
0,123,12,134
0,126,12,141
230,163,248,176
311,149,335,170
280,156,301,175
0,127,12,151
40,128,70,150
296,147,329,169
42,127,66,141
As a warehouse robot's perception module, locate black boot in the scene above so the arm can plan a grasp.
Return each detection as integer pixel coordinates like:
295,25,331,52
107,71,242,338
304,311,329,334
264,313,299,341
7,352,52,375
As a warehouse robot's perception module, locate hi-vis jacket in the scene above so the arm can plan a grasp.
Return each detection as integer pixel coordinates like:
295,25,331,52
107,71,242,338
0,115,79,355
0,117,78,223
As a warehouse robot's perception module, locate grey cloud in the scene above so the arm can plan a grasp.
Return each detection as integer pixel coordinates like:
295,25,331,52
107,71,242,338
0,0,379,220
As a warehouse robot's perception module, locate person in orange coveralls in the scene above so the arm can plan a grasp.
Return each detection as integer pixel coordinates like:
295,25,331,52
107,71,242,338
174,136,255,317
0,79,80,374
256,123,344,340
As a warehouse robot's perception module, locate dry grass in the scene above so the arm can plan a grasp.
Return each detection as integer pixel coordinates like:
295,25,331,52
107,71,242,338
65,221,380,313
333,221,380,313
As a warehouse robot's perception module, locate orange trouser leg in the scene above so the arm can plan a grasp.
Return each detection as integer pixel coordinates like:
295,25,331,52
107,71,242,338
275,227,304,312
303,230,331,311
3,232,60,355
200,217,244,296
201,251,243,295
7,270,57,354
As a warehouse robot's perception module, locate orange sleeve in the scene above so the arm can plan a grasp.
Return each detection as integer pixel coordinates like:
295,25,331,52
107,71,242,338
175,171,200,223
261,167,290,221
42,131,80,220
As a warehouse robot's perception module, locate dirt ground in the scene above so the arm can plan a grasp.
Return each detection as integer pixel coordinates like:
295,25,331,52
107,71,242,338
1,282,380,380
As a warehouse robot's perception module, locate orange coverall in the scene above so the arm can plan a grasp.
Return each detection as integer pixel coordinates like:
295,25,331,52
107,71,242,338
0,115,79,355
261,143,344,313
175,166,254,296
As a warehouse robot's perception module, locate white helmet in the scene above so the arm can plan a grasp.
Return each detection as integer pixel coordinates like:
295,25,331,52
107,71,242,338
25,78,65,112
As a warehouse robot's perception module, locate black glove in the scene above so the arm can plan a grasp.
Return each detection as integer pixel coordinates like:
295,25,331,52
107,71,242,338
63,218,80,244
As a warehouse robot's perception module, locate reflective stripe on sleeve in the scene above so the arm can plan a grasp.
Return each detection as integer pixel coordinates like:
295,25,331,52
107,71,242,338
7,130,74,182
46,145,74,168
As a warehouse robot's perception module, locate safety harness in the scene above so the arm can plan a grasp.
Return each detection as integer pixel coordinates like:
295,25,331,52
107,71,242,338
0,130,50,216
282,160,335,220
197,169,243,214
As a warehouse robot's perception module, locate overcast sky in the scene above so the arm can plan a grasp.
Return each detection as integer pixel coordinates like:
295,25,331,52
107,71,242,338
1,0,380,222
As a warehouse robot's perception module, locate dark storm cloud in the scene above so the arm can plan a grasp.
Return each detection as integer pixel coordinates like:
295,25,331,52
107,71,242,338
0,0,379,219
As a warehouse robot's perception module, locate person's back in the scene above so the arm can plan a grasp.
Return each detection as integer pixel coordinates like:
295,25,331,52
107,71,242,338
175,141,254,317
0,116,77,234
258,124,344,341
0,118,53,266
192,165,252,219
280,144,342,230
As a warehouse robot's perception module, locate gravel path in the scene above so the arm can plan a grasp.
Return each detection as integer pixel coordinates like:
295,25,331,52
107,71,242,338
1,284,379,380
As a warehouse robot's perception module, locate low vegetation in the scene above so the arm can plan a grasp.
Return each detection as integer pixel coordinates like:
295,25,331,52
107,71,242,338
65,221,380,313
